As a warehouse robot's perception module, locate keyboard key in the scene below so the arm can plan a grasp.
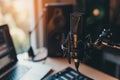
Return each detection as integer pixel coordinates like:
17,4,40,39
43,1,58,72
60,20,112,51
78,76,83,79
65,73,74,79
60,76,69,80
70,71,79,76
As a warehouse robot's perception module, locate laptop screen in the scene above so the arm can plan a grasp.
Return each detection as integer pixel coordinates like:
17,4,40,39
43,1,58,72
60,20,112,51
0,24,17,75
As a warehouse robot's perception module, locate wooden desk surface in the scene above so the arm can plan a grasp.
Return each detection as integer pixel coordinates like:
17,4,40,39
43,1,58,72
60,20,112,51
18,52,118,80
45,57,118,80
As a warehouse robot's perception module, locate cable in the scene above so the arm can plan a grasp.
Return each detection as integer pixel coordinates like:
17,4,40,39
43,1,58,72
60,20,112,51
32,56,47,62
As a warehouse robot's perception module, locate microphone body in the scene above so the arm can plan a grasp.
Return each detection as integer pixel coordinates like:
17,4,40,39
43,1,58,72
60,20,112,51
61,12,85,71
69,13,84,71
71,33,80,71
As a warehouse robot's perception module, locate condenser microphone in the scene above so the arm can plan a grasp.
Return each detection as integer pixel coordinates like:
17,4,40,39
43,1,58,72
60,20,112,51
70,13,80,34
61,12,85,71
70,13,81,49
70,13,83,71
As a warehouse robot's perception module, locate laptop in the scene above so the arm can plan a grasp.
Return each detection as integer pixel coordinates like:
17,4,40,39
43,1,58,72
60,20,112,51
0,24,52,80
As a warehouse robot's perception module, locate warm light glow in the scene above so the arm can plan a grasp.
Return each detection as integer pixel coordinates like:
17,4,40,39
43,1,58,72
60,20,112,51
12,0,30,31
0,0,33,53
93,8,101,16
13,1,25,12
10,28,27,42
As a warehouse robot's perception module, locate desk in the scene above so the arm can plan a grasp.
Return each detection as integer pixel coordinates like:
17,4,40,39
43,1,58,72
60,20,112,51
45,57,118,80
18,53,118,80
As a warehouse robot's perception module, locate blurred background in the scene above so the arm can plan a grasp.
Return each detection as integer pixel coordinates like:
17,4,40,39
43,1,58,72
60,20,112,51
0,0,34,53
0,0,119,53
0,0,120,78
0,0,75,54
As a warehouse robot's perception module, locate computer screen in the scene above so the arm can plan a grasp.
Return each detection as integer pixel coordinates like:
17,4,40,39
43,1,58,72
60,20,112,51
0,29,14,69
0,29,8,55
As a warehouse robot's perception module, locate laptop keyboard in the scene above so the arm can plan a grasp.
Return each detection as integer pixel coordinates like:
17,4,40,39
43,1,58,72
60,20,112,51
43,67,93,80
1,65,30,80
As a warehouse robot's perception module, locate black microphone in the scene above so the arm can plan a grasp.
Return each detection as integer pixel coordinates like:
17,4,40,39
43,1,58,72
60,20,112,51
61,12,84,71
70,13,84,71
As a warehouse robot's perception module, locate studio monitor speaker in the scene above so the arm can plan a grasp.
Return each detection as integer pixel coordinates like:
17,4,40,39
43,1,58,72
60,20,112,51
45,3,73,57
76,0,110,42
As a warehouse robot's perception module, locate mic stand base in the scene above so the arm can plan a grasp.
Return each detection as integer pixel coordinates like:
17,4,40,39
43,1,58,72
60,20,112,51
28,47,48,62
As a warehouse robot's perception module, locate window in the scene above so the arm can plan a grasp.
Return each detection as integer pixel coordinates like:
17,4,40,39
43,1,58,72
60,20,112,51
0,0,35,54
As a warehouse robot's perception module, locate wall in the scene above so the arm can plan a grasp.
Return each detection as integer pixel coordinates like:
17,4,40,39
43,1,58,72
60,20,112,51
42,0,76,8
